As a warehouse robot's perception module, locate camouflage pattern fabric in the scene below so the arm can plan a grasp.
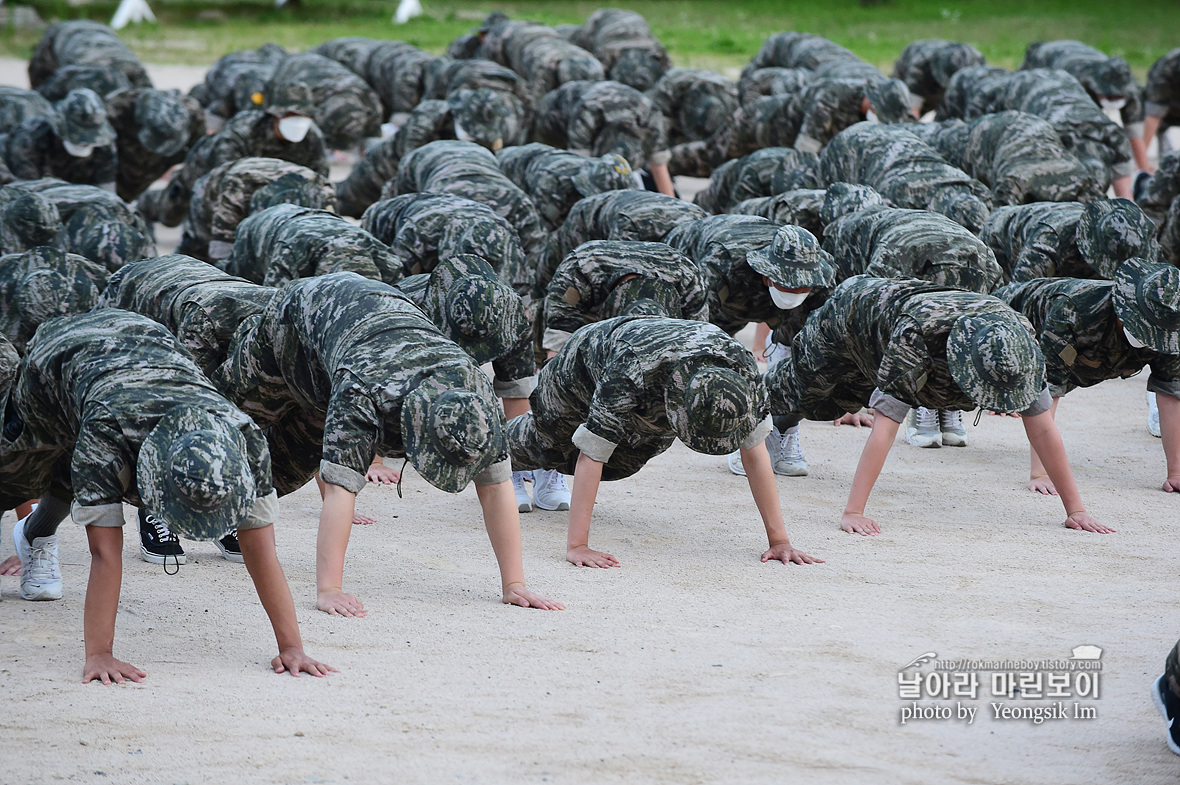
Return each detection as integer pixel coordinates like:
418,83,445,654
533,80,671,171
0,110,117,189
1020,41,1144,138
996,277,1180,398
224,204,402,286
360,193,529,296
0,179,155,271
571,9,670,91
507,315,769,479
822,206,1004,293
892,40,987,116
138,107,329,228
0,190,63,255
28,21,151,91
211,272,508,495
34,64,132,103
0,246,107,352
692,148,815,214
95,255,277,377
767,275,1046,422
936,65,1012,121
541,240,709,351
106,88,207,202
0,309,273,530
647,68,739,150
980,203,1093,282
740,33,860,79
538,190,706,300
362,42,438,121
736,67,809,107
422,57,532,142
188,44,286,122
496,143,637,230
178,157,334,263
1145,49,1180,129
391,140,546,274
502,26,605,106
921,111,1103,205
1136,150,1180,226
730,190,826,239
0,87,54,134
664,214,789,335
265,52,384,151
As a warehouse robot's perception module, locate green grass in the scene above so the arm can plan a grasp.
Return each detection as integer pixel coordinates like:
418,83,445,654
2,0,1178,76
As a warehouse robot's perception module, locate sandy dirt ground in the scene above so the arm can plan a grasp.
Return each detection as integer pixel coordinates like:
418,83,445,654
1,58,1179,784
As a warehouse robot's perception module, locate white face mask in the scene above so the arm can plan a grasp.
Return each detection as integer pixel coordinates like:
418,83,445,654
865,109,880,123
1123,325,1148,349
277,116,313,143
1101,97,1127,111
769,288,809,310
454,121,473,142
62,140,94,158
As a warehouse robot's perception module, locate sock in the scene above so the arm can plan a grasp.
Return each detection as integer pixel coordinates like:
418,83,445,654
21,495,71,543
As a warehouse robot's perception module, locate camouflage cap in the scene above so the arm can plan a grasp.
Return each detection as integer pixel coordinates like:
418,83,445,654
3,192,62,248
424,254,528,366
864,78,915,124
746,225,836,289
927,189,990,234
592,125,646,170
1113,257,1180,354
138,405,257,541
401,385,505,493
665,364,757,455
611,49,666,92
1093,57,1135,99
1076,199,1158,278
449,88,512,151
69,213,148,272
946,312,1045,413
557,55,605,85
53,89,115,147
819,182,885,224
249,173,333,214
571,153,634,199
601,275,680,317
16,269,77,329
134,90,191,158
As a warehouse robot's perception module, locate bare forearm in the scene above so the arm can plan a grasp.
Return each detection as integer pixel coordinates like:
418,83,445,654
1023,412,1085,514
568,452,603,549
1112,175,1132,199
1131,136,1151,172
845,416,900,514
476,480,526,590
502,397,530,419
650,163,675,197
1144,116,1163,151
740,443,790,546
240,525,303,652
316,484,356,594
84,527,123,658
1159,393,1180,480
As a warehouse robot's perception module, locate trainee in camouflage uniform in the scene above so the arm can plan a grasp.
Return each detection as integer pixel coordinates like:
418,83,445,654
0,191,63,255
395,254,536,400
421,58,532,144
730,190,826,237
105,88,207,202
538,190,706,300
224,204,401,287
496,143,637,231
892,40,986,116
1144,49,1180,153
568,9,670,91
0,246,108,353
692,147,815,214
138,106,329,228
28,21,151,92
540,240,709,352
812,122,993,233
736,67,809,107
921,111,1103,206
0,89,117,190
33,64,131,103
936,64,1012,121
94,255,276,377
359,193,529,295
500,24,605,106
998,69,1134,195
740,33,859,80
646,68,739,153
391,140,547,271
188,43,286,126
1135,151,1180,266
533,80,671,172
177,157,334,263
0,87,53,135
265,52,384,151
981,199,1158,283
0,179,155,271
364,42,439,124
821,205,1004,293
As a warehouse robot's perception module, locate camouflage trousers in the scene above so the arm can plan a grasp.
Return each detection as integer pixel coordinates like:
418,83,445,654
266,407,328,496
506,412,673,481
768,312,877,426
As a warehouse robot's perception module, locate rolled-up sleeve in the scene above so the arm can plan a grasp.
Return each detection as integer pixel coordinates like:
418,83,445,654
868,388,912,424
474,457,512,486
71,502,126,528
1018,386,1054,418
740,415,774,450
572,423,618,463
239,489,279,530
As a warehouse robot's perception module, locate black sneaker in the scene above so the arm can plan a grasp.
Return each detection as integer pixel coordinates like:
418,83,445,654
216,530,245,564
139,509,185,566
1152,675,1180,756
1134,170,1152,202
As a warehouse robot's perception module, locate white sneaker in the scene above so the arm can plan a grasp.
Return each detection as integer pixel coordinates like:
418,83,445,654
512,471,533,513
938,409,968,447
1149,391,1161,438
13,515,62,601
905,407,942,448
726,450,747,476
769,426,808,476
533,469,572,511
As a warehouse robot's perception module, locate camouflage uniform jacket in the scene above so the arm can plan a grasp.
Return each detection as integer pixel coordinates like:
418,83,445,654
532,80,671,171
1020,41,1144,138
936,65,1012,122
106,88,207,202
224,204,401,287
1136,150,1180,226
0,309,274,525
539,190,706,299
646,68,739,148
421,57,532,141
28,21,151,91
767,275,1049,423
663,214,782,335
1,114,117,188
0,247,108,352
212,272,509,494
740,33,859,79
979,202,1095,282
506,31,605,107
821,206,1004,293
0,87,53,135
692,148,814,214
891,40,986,116
729,190,827,240
1145,49,1180,127
265,52,384,151
179,157,335,263
996,277,1180,398
95,255,277,377
188,43,286,121
571,9,670,91
542,240,709,351
497,143,638,230
360,193,529,295
34,65,132,103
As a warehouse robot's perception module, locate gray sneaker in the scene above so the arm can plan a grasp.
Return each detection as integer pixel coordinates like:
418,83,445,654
533,469,571,511
1149,391,1161,438
938,409,968,447
769,426,808,476
905,407,942,448
512,471,533,513
13,515,62,601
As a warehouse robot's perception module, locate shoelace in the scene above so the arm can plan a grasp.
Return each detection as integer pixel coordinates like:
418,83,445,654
782,431,805,462
916,407,939,430
544,472,568,492
941,410,964,430
27,539,59,582
146,514,182,576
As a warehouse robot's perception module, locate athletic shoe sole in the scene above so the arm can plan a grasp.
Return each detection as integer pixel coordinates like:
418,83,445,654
941,432,969,447
216,540,245,564
905,429,942,448
139,545,186,566
772,463,809,477
727,451,747,477
1152,676,1180,756
534,498,571,512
